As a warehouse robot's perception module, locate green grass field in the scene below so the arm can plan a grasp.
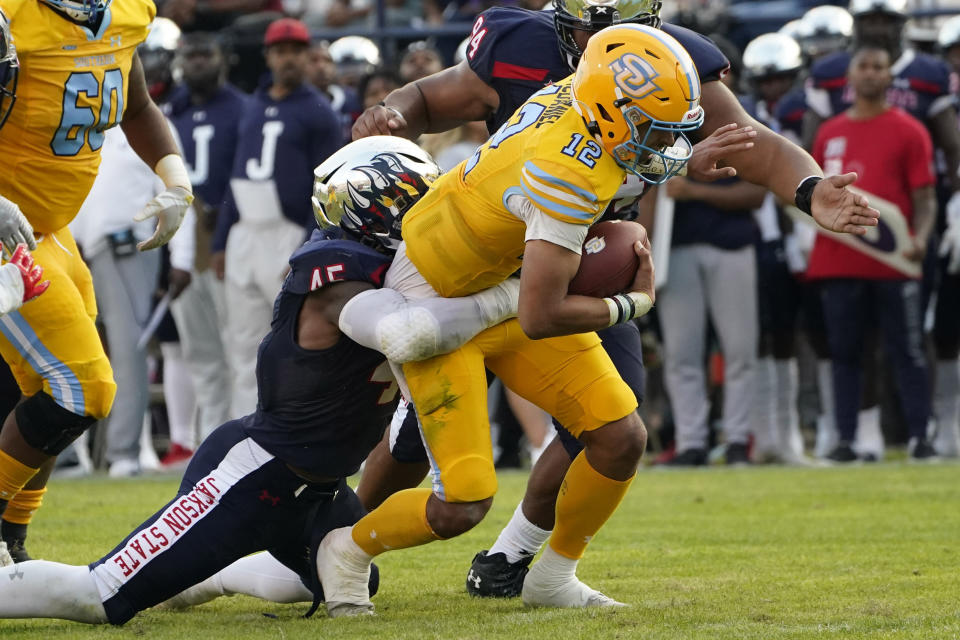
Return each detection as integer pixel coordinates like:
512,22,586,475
1,462,959,639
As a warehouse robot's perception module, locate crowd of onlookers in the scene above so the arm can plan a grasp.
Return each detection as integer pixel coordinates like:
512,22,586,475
54,0,960,477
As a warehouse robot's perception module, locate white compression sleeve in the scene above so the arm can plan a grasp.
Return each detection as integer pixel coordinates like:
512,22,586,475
0,561,108,623
339,279,520,364
217,552,312,603
160,552,312,609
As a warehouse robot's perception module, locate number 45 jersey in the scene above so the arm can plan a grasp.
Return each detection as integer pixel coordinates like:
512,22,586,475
0,0,154,234
403,77,623,298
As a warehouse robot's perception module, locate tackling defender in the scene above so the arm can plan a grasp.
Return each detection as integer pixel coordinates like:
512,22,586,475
0,0,194,561
0,137,529,624
351,0,880,598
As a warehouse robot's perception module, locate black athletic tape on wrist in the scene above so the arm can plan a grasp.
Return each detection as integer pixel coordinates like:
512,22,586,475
794,176,823,216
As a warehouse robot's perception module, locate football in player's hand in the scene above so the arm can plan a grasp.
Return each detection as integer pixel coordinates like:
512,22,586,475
568,220,646,298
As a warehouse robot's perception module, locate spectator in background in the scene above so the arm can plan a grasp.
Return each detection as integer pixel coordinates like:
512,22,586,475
803,0,960,461
658,60,765,467
933,17,960,457
166,32,247,460
213,18,342,417
741,32,809,465
809,46,937,462
308,41,363,142
659,172,765,466
358,68,402,110
69,128,169,478
399,41,445,83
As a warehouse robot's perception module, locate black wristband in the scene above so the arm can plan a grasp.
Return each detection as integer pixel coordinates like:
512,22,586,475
795,176,823,216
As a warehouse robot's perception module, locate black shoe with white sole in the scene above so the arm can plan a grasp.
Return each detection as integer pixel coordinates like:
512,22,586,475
466,550,532,598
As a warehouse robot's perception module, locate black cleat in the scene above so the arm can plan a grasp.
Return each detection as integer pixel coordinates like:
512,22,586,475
466,550,532,598
909,438,939,462
726,443,751,466
663,448,707,467
1,521,32,563
2,537,31,563
826,443,857,463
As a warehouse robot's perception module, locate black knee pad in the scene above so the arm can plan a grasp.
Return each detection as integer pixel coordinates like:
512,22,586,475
16,392,96,456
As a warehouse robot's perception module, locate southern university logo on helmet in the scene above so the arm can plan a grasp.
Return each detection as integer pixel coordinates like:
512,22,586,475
312,136,441,254
0,9,17,130
572,23,704,184
610,52,662,99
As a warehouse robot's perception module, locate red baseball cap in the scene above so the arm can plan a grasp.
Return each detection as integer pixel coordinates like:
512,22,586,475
264,18,311,47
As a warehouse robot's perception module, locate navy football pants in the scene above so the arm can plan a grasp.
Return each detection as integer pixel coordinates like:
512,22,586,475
820,279,930,442
89,420,369,625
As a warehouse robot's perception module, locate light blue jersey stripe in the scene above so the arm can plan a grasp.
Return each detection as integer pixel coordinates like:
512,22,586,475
523,161,599,203
521,182,596,221
0,313,86,415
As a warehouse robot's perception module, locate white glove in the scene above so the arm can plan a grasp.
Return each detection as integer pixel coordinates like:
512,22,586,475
0,195,37,254
940,196,960,275
134,186,193,251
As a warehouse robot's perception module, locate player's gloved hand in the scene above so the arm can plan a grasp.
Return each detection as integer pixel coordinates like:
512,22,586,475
0,195,37,253
134,186,193,251
810,172,879,236
686,123,757,182
939,197,960,274
0,244,50,315
352,103,407,140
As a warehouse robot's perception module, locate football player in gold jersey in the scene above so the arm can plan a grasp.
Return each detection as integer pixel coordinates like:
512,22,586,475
0,2,193,564
316,24,700,614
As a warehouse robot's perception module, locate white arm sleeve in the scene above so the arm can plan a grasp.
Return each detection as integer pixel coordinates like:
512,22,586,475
505,193,588,254
339,278,520,364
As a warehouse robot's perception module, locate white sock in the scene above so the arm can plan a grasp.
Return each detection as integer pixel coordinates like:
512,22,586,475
933,359,960,457
530,545,578,585
750,357,779,456
853,406,884,459
488,502,552,563
814,360,838,458
775,358,804,457
160,342,197,449
0,561,107,623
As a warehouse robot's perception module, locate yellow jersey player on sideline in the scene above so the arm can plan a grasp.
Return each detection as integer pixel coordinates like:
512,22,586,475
0,0,193,565
317,24,701,615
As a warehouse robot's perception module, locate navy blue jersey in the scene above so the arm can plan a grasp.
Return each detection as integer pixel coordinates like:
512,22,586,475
165,83,247,219
465,7,730,133
325,83,363,143
806,49,957,126
213,82,344,251
245,228,398,477
773,87,807,144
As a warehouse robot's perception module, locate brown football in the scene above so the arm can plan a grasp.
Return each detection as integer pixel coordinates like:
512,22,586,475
568,220,645,298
